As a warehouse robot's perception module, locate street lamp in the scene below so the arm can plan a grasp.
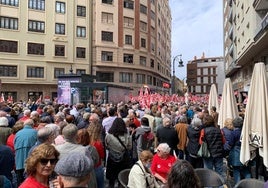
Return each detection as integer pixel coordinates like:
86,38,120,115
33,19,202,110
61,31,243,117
172,54,184,94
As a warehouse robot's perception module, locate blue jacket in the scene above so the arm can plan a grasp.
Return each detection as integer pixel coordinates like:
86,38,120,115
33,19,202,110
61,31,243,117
228,127,242,166
14,125,37,170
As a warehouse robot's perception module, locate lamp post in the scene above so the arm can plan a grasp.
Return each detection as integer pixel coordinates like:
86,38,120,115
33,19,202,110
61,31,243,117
172,54,184,94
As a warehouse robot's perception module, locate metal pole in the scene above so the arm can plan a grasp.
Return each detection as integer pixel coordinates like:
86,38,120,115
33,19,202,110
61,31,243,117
172,54,183,94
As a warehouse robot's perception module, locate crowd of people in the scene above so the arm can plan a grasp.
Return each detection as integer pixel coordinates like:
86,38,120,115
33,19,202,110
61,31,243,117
0,98,267,188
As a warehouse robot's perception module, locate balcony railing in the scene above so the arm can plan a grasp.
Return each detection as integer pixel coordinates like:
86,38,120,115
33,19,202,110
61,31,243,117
253,0,268,11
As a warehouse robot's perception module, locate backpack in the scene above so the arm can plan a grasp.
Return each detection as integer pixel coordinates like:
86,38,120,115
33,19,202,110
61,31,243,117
140,131,154,152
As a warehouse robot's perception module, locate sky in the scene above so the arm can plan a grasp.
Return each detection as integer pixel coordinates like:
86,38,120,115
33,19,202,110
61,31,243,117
169,0,223,79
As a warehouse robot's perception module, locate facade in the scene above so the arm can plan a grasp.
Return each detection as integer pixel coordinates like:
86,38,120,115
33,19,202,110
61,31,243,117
186,55,225,96
223,0,268,98
0,0,92,101
0,0,172,102
92,0,171,95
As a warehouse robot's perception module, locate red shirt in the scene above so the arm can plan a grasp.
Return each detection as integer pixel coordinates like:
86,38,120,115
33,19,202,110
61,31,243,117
19,176,48,188
6,134,15,153
93,140,105,167
151,154,176,180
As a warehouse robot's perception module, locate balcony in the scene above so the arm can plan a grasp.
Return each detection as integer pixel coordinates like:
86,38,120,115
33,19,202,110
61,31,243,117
226,60,241,77
253,0,268,11
261,13,268,30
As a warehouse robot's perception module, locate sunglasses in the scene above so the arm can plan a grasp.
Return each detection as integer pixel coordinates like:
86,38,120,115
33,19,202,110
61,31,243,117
40,158,58,165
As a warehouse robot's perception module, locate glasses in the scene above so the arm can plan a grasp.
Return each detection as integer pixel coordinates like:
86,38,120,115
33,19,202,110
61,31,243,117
40,158,58,166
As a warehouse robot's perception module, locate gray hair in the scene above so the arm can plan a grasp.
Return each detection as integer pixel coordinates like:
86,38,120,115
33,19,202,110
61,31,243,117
37,127,54,143
62,123,78,142
158,143,171,154
163,117,171,127
30,111,39,118
45,123,60,137
191,117,202,128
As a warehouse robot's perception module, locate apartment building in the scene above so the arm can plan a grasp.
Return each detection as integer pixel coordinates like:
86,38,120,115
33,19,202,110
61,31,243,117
187,55,225,96
92,0,172,95
0,0,92,101
224,0,268,96
0,0,172,102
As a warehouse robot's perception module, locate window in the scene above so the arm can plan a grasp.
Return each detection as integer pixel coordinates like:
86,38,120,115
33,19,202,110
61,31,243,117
54,68,64,78
102,0,113,4
0,0,19,6
150,59,154,68
28,20,45,33
123,54,133,63
101,31,113,42
55,45,65,56
147,75,152,85
77,6,86,17
101,12,113,24
151,0,155,5
56,1,65,13
124,0,134,9
151,42,155,52
76,47,85,58
0,16,18,30
123,17,134,27
77,26,86,37
140,4,147,14
125,35,132,45
151,10,155,21
96,72,114,82
76,69,86,75
136,74,145,84
141,38,146,48
140,56,146,66
28,0,45,10
27,66,44,78
119,72,132,83
27,42,44,55
55,23,65,34
140,21,147,32
0,40,17,53
0,65,17,77
101,51,113,61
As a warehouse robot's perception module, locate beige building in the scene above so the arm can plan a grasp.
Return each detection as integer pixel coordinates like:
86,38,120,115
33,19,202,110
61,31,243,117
224,0,268,97
0,0,92,101
0,0,171,102
92,0,171,96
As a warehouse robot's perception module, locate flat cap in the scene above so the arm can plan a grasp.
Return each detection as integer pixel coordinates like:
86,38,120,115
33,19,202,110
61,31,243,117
55,153,93,177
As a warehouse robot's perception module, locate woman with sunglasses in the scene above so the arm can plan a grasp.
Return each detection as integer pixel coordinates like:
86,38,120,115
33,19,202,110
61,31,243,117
19,143,60,188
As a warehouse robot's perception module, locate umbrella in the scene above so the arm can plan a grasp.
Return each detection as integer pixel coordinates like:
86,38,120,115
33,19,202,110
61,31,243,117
208,84,219,113
240,62,268,167
218,78,239,128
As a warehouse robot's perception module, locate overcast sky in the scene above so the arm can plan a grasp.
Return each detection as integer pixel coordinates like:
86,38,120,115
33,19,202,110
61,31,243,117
169,0,223,79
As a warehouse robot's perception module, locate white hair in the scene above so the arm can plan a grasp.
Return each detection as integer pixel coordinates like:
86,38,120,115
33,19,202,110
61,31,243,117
158,143,171,154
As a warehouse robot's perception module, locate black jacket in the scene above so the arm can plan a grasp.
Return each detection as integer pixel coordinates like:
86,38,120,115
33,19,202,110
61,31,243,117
204,126,224,158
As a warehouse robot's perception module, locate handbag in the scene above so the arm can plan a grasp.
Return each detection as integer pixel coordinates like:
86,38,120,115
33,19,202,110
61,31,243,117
116,136,133,167
197,141,210,158
197,128,211,158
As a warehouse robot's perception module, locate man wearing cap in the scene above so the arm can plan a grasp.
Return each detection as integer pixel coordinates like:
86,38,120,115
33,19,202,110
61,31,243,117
55,123,97,188
55,152,94,188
